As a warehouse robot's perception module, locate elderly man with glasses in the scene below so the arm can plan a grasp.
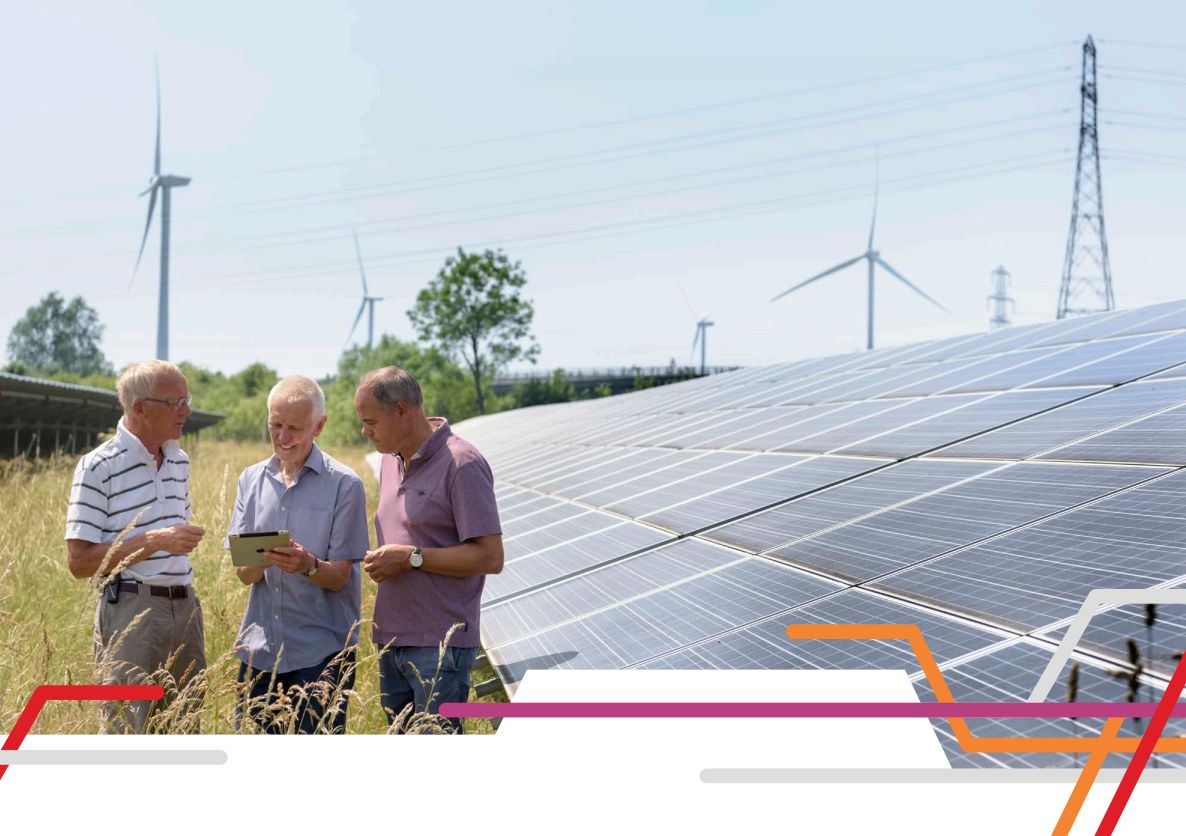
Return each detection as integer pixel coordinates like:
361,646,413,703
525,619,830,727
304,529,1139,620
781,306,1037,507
65,359,207,733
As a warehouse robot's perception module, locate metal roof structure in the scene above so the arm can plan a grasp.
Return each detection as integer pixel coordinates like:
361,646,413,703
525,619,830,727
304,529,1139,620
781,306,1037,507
0,371,224,458
458,299,1186,768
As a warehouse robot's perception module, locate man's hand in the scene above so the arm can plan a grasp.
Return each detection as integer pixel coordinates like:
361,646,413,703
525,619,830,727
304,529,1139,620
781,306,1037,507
362,544,412,583
146,524,205,554
265,540,316,575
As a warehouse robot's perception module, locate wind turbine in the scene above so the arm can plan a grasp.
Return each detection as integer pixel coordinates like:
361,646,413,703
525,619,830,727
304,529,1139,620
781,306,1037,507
347,230,384,348
770,164,946,351
677,282,714,375
132,60,190,362
692,317,714,376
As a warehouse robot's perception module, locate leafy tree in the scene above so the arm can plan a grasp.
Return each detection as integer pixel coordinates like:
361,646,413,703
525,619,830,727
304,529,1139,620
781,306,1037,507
319,335,482,448
6,292,114,377
513,369,575,408
408,248,540,414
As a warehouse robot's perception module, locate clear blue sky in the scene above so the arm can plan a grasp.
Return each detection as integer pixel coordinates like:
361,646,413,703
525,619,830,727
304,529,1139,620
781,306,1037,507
3,1,1185,379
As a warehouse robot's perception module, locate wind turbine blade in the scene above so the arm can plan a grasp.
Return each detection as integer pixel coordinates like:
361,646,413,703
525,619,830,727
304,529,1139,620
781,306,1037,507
347,300,367,344
867,146,880,251
131,185,158,281
675,282,698,319
771,254,864,303
352,229,369,295
691,327,700,353
153,57,161,176
876,257,948,312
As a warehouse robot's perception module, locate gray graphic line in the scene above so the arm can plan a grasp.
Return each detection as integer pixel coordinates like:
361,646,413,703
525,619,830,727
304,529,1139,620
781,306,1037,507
700,768,1186,784
1028,588,1186,703
0,750,227,765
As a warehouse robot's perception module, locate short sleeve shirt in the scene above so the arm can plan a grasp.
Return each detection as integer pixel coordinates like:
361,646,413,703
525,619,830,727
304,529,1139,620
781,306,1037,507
373,418,502,648
228,444,370,673
64,419,194,586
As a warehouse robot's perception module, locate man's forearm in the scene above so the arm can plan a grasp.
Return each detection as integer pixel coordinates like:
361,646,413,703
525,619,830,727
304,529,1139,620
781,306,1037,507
67,533,156,579
422,537,503,578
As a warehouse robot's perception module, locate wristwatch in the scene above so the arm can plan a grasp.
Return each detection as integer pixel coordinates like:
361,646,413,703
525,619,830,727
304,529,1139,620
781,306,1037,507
304,556,319,577
409,546,423,570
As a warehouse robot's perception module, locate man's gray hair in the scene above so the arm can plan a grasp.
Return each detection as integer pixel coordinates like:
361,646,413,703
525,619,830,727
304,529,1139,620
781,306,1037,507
268,375,326,419
357,366,423,407
116,360,185,413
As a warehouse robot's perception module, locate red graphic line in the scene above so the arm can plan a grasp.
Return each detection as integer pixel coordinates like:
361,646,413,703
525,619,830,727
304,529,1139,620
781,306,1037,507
1096,652,1186,835
0,685,163,781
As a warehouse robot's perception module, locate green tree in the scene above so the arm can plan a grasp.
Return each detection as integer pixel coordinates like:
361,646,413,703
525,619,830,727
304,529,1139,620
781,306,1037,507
320,335,481,448
408,248,540,415
513,369,575,408
6,292,114,377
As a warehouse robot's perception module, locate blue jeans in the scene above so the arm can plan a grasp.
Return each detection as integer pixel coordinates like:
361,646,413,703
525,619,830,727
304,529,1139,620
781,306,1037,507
378,645,477,734
237,650,356,734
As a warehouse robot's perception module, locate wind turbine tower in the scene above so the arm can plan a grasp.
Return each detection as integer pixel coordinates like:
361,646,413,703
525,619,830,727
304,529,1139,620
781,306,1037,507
770,168,946,350
133,61,190,362
692,317,714,376
347,231,384,348
987,265,1015,331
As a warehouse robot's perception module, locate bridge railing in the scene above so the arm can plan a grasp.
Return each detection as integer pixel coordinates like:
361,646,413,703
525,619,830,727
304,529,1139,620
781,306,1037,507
493,365,739,383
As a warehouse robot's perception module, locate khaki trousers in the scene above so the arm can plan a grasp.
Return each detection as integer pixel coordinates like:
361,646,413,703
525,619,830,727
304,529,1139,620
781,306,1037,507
94,586,206,733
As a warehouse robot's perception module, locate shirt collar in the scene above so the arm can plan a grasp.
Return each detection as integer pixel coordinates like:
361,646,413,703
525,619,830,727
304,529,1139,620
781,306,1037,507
266,442,325,478
115,418,179,465
404,417,451,463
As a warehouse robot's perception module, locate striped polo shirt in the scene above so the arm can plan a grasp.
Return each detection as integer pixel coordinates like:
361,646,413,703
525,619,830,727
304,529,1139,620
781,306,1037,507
64,419,194,586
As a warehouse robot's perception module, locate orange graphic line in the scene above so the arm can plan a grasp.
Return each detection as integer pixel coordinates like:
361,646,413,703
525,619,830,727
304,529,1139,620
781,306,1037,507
785,623,1182,836
1052,717,1121,836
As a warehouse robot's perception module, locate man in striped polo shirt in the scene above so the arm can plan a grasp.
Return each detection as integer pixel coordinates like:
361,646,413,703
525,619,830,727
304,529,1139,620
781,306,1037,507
65,360,207,733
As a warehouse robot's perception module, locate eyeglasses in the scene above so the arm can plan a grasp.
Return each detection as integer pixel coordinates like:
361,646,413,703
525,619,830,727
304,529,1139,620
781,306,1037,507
142,395,193,410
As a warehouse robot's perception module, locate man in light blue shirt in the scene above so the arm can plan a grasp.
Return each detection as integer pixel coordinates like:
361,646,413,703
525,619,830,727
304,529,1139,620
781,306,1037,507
228,376,369,733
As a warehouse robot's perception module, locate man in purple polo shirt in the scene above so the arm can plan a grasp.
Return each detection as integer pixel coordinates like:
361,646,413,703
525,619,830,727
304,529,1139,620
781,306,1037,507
354,366,503,733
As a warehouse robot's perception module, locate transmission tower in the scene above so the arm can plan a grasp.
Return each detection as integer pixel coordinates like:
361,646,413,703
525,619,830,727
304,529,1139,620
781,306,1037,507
1056,35,1114,319
987,265,1014,330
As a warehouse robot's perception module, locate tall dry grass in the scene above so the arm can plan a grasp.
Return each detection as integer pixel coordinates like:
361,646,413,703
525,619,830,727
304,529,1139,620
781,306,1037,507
0,439,503,734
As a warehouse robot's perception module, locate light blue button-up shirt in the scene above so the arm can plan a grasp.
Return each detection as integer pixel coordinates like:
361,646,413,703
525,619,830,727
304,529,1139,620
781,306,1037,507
228,444,370,673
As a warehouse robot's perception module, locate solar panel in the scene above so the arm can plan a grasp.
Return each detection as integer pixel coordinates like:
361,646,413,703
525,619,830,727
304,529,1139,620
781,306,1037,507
458,299,1186,768
867,469,1186,632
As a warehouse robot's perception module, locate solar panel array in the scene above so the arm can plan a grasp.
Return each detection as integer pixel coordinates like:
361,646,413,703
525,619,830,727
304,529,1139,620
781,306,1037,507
458,300,1186,767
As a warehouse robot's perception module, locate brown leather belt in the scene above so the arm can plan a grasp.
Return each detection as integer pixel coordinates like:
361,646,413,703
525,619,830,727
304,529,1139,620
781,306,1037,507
115,581,191,600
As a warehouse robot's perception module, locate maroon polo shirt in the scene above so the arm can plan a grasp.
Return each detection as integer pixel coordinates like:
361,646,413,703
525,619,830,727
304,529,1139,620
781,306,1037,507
373,417,502,648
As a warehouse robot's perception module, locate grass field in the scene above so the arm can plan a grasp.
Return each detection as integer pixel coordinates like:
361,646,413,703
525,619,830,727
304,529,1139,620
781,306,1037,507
0,438,503,734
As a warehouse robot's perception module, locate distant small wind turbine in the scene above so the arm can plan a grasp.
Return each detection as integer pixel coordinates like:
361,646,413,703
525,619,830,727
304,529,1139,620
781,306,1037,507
692,317,714,376
769,160,946,351
132,59,190,362
347,230,384,348
677,283,714,375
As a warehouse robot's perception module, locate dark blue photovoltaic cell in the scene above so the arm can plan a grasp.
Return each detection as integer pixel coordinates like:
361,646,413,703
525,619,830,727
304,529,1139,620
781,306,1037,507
602,453,800,520
452,300,1186,769
868,470,1186,632
487,520,672,603
487,550,841,682
940,378,1186,460
770,462,1161,584
705,458,998,554
640,589,1010,673
504,509,628,557
1036,593,1186,678
1040,402,1186,465
913,641,1186,768
640,455,882,534
836,387,1099,458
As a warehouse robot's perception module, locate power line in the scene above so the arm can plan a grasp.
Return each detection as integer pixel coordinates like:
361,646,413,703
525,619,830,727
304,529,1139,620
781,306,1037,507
240,40,1077,176
0,72,1074,244
0,115,1071,276
116,149,1073,295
